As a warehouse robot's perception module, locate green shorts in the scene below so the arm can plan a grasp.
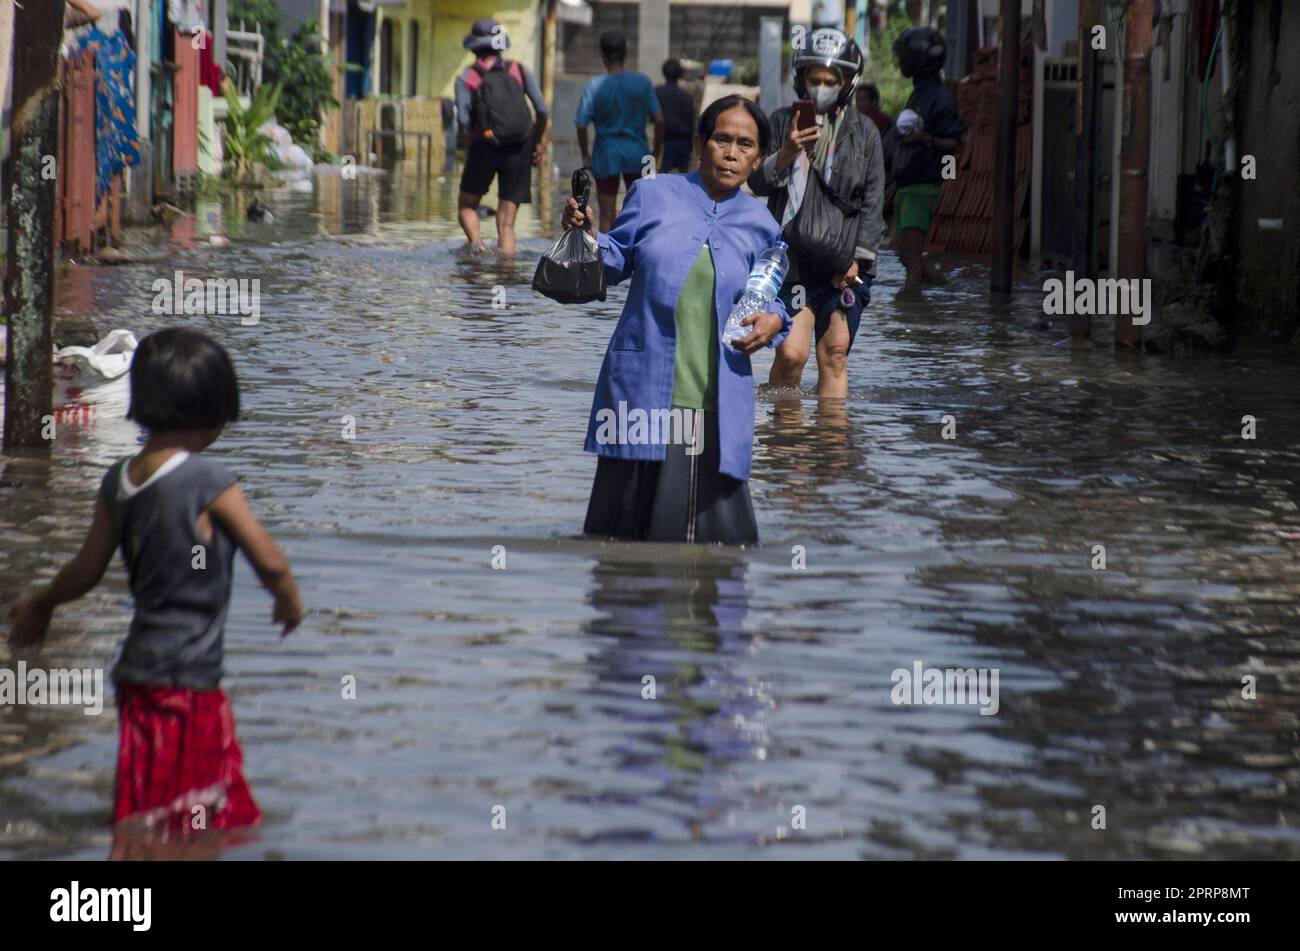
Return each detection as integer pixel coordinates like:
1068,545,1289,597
895,183,942,233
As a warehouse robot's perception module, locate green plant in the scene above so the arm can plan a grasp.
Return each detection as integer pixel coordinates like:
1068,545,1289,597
729,56,760,86
274,20,338,150
222,78,282,184
197,170,225,199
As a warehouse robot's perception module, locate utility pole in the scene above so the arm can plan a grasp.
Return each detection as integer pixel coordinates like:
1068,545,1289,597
541,0,556,125
3,0,66,449
990,0,1020,296
1115,0,1153,352
1072,0,1101,344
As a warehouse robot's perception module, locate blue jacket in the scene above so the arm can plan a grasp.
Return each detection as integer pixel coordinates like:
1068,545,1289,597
585,172,791,482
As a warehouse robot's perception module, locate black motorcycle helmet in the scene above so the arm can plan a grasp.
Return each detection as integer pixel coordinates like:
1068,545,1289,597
892,26,946,79
792,27,865,111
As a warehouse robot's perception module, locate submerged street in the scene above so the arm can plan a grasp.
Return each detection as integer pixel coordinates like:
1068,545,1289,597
3,170,1299,859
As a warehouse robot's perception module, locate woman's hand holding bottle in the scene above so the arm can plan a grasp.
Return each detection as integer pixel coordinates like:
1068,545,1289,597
731,312,784,353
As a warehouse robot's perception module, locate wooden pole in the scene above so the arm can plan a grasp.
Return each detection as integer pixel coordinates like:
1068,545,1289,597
541,0,556,132
3,0,66,449
1115,0,1153,351
1072,0,1101,343
990,0,1020,295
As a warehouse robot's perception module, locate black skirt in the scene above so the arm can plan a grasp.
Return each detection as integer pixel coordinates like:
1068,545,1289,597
583,408,759,545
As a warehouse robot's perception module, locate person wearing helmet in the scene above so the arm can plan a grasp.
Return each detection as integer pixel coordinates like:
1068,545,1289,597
890,25,963,293
748,28,885,398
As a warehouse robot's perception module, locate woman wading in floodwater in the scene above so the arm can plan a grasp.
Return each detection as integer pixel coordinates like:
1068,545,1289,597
563,96,791,545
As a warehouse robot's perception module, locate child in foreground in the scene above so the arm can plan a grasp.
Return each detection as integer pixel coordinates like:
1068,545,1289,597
8,327,304,838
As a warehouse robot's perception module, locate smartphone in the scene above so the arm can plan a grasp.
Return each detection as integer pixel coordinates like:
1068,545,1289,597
793,99,816,132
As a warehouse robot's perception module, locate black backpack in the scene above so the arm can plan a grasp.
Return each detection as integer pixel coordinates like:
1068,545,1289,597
472,60,533,148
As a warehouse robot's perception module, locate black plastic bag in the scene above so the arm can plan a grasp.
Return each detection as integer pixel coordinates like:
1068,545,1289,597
532,170,606,304
782,169,864,274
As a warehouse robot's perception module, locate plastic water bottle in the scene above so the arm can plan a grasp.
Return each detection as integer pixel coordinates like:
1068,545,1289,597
722,241,789,347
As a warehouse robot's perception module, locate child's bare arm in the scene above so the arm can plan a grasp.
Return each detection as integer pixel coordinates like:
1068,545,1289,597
8,497,116,648
209,484,305,635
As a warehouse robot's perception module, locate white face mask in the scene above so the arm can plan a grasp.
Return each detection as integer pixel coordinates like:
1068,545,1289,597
812,85,840,114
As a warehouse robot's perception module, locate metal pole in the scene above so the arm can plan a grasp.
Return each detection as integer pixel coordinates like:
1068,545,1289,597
1115,0,1153,352
540,0,555,170
3,0,66,449
540,0,556,115
946,0,970,82
990,0,1020,295
1072,0,1101,343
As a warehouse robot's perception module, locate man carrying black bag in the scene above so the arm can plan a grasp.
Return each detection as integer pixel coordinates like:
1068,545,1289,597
748,27,884,399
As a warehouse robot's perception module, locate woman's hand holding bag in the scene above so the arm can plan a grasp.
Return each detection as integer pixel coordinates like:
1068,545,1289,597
532,169,607,304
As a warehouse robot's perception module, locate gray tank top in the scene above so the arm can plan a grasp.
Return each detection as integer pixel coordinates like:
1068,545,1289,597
99,452,238,690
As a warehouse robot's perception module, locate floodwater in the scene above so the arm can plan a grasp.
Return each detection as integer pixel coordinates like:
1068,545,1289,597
2,166,1299,860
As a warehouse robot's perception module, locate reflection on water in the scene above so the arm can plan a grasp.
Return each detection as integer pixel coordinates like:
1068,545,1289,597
2,168,1299,859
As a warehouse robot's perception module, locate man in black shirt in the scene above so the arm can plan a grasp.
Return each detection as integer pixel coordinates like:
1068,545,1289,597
891,27,963,292
656,58,696,173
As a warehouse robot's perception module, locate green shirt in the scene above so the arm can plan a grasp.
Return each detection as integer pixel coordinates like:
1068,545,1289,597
671,244,719,410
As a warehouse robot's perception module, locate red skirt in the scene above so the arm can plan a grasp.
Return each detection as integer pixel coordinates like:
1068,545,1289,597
114,685,262,832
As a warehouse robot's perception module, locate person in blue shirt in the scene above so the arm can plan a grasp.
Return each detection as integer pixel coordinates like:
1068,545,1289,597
575,31,664,233
561,96,791,545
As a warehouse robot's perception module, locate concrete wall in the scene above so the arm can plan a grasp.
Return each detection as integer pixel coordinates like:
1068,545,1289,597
1233,0,1300,335
426,0,538,97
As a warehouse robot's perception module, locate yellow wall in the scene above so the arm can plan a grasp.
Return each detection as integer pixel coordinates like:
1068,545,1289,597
351,97,447,170
377,1,540,100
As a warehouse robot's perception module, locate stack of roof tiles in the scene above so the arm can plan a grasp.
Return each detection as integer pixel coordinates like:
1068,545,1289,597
926,39,1035,255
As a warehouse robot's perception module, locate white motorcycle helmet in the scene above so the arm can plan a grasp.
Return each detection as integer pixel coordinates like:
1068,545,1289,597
792,28,865,112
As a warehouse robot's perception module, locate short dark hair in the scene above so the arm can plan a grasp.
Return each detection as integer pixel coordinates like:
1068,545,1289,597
662,57,683,82
127,327,240,432
697,95,771,154
599,31,626,62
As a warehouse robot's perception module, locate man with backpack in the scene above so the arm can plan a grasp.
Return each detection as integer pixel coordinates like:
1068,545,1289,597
748,28,885,399
455,18,551,256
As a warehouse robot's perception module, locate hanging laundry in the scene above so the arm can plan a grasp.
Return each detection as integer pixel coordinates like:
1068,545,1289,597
71,27,143,198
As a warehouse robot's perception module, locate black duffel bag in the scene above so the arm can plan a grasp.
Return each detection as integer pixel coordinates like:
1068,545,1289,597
532,169,606,304
782,166,865,275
